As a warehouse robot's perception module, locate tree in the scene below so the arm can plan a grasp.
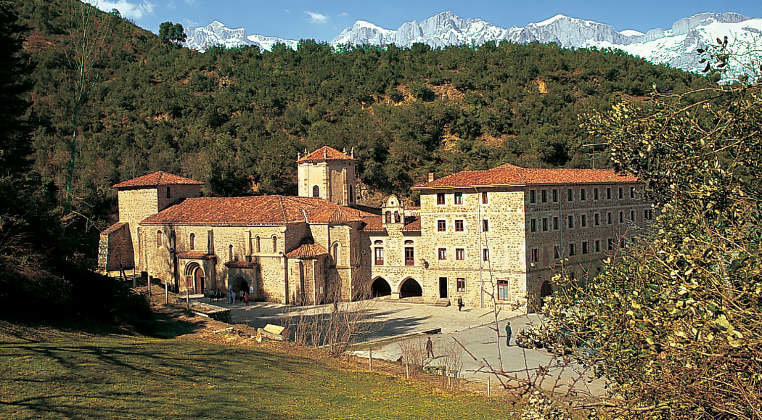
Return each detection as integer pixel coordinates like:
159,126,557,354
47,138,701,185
159,21,186,45
545,47,762,417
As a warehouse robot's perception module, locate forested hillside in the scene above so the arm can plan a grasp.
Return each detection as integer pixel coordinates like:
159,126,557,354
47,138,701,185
16,0,707,260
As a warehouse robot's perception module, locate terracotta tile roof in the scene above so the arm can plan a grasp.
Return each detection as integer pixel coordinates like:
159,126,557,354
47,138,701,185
101,222,128,236
402,216,421,232
360,215,421,233
286,242,328,259
412,164,637,190
113,171,203,189
140,195,375,226
297,146,355,163
225,261,257,268
176,251,216,259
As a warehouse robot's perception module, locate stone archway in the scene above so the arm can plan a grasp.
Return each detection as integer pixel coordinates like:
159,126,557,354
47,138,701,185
371,277,391,297
184,262,204,294
540,281,553,306
399,278,422,298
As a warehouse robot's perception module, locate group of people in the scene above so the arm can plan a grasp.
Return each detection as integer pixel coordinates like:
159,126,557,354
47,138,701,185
228,285,254,305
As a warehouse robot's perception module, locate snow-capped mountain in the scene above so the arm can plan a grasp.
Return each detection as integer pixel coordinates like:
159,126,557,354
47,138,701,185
184,12,761,79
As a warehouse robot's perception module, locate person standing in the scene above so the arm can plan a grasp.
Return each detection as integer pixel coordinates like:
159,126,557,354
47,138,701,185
505,322,512,346
231,288,236,305
426,336,434,359
457,296,463,312
244,289,249,305
228,286,233,304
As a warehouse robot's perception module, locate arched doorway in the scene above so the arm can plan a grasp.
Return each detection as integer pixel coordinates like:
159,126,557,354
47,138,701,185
185,263,204,294
231,276,248,294
399,278,422,298
371,278,391,297
540,281,553,306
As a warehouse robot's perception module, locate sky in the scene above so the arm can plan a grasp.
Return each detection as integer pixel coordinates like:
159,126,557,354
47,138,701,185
89,0,762,41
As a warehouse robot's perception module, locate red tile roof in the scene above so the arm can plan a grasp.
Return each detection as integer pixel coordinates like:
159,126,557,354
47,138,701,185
286,242,328,259
101,222,128,236
360,215,421,233
297,146,355,163
113,171,203,189
140,195,375,226
412,164,637,190
176,251,216,260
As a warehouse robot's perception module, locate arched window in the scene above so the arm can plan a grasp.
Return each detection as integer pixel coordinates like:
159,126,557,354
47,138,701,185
385,211,391,223
312,185,320,198
272,235,277,252
156,231,162,247
333,243,340,264
394,211,400,223
255,236,261,253
229,245,234,261
189,233,195,250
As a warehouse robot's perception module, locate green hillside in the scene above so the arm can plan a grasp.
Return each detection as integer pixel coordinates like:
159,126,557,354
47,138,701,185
16,0,707,259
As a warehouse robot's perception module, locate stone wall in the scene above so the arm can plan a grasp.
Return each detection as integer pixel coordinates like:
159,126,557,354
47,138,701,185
98,222,134,273
297,160,356,206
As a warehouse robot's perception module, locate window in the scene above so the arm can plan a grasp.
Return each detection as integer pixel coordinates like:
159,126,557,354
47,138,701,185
483,248,489,261
607,212,613,225
156,231,162,247
229,245,234,261
437,220,446,232
312,185,320,198
569,243,576,256
630,186,636,199
618,187,624,199
530,248,539,263
630,210,635,222
567,215,574,229
580,188,586,201
457,278,466,292
394,211,401,223
385,211,391,223
607,238,614,251
542,217,548,232
455,248,464,260
594,213,600,226
594,188,599,200
272,235,277,252
166,187,171,199
437,193,445,205
554,245,561,259
595,240,601,253
189,233,195,250
497,279,509,301
607,187,612,200
582,241,589,254
552,189,558,203
530,219,537,232
481,192,488,204
405,247,415,266
567,188,574,201
438,248,447,260
581,214,587,227
374,247,384,265
553,216,559,230
454,192,463,205
529,190,536,203
541,190,547,203
619,211,624,224
455,219,464,232
333,243,340,264
255,236,261,253
482,219,489,232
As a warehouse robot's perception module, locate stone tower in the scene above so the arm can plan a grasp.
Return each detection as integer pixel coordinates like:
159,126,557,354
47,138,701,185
297,146,357,206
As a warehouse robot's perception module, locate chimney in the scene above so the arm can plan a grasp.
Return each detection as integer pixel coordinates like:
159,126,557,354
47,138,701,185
428,172,435,183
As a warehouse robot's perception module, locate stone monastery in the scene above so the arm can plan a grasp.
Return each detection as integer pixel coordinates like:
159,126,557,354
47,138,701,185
99,146,651,312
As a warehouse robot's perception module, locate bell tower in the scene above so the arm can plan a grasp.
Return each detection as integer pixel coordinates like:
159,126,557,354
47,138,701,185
297,146,357,206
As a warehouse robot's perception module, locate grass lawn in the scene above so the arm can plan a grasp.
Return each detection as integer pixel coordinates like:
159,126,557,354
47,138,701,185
0,317,516,419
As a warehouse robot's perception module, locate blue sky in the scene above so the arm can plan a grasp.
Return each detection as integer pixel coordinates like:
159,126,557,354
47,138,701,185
91,0,761,40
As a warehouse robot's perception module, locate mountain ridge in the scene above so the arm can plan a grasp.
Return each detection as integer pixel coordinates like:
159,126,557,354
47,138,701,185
185,11,760,79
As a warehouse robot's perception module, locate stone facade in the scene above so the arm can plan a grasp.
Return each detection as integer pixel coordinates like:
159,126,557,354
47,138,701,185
99,147,650,313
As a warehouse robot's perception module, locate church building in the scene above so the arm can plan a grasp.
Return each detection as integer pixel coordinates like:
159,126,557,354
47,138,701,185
99,146,650,311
